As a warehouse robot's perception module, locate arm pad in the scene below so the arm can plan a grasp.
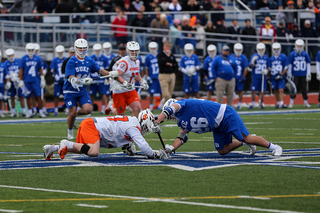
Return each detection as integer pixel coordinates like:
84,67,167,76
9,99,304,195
162,105,176,119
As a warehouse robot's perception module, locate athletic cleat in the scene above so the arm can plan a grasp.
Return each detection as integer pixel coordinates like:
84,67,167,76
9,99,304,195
275,105,279,109
236,105,241,110
304,103,311,108
39,111,47,118
32,111,38,117
43,145,55,160
288,103,293,108
259,102,265,109
10,112,17,117
247,105,254,109
58,140,69,159
0,113,5,118
105,108,111,115
25,112,33,118
100,110,105,114
53,111,58,116
272,145,282,156
86,113,91,117
44,111,49,116
318,103,320,108
22,113,26,117
105,100,113,115
67,132,74,140
247,144,257,156
281,104,287,108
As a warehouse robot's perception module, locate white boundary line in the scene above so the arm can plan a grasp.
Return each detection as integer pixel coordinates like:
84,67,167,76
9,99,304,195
0,209,22,213
75,204,108,208
0,185,303,213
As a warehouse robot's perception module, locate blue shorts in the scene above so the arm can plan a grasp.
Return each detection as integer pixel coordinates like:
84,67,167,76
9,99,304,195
235,79,245,91
271,79,286,90
24,81,41,97
148,79,162,94
89,82,110,96
0,87,4,101
135,81,140,93
183,77,200,94
54,82,64,97
7,84,23,97
250,78,267,92
205,82,215,91
213,106,249,150
64,91,92,108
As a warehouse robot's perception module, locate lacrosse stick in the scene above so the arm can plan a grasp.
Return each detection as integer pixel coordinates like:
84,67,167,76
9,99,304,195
110,82,143,91
92,74,113,81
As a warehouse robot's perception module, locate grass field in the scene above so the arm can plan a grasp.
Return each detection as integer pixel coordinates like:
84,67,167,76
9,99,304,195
0,106,320,213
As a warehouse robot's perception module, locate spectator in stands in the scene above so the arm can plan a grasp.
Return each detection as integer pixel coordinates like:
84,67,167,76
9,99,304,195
276,21,293,56
131,12,148,52
170,18,182,54
90,0,105,23
227,19,241,54
306,0,316,26
122,2,134,23
241,19,257,60
204,20,216,47
101,0,113,14
111,11,128,47
55,0,73,23
131,0,143,11
210,0,224,26
184,0,200,13
8,0,37,22
168,0,182,12
202,0,212,11
73,1,90,23
194,19,205,55
259,16,276,56
276,6,286,26
150,11,163,50
257,0,277,10
215,18,228,54
295,0,305,9
148,0,163,12
159,13,170,50
291,24,302,38
42,0,57,13
241,0,256,10
285,1,295,30
301,19,318,60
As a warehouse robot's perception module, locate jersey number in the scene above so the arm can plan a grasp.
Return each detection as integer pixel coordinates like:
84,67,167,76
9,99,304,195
293,61,306,71
271,64,282,75
190,117,210,134
255,64,267,74
28,66,36,77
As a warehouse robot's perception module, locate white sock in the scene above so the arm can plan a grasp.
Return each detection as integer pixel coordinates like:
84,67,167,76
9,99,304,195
22,108,26,113
39,109,43,114
268,142,277,150
110,104,114,110
0,110,2,114
43,107,47,111
280,101,283,105
65,140,74,149
12,108,16,113
277,101,280,105
252,101,255,105
149,104,154,110
28,109,32,114
242,142,247,146
32,107,37,112
101,105,105,111
290,99,294,105
68,129,73,134
54,107,58,113
53,145,59,152
238,102,242,105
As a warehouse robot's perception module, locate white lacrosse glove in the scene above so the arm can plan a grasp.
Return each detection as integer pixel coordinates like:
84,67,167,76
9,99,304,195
251,55,259,64
140,80,149,90
54,74,60,82
306,73,311,82
10,72,19,83
83,77,93,85
40,76,46,88
122,142,137,156
69,77,83,91
164,144,175,155
5,81,11,90
18,80,25,88
108,71,119,78
104,78,110,85
317,73,320,81
261,69,268,76
152,149,169,159
123,81,134,90
186,67,195,77
145,76,153,85
150,122,162,134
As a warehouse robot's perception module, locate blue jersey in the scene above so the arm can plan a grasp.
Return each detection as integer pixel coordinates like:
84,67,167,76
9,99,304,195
288,50,311,77
270,53,289,79
89,54,109,83
0,62,6,87
105,53,116,66
50,57,66,82
4,59,20,80
211,55,234,80
63,55,101,93
229,54,249,79
174,99,222,134
138,55,144,74
144,53,159,79
20,55,43,83
179,54,201,80
202,56,215,79
250,54,270,79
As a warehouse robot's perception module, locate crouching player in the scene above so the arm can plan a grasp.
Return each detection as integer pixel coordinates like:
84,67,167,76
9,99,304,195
43,109,167,160
154,99,283,157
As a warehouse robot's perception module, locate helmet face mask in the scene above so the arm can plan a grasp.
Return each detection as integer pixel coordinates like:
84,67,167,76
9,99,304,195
295,39,304,54
6,49,15,62
163,98,179,122
93,43,102,57
272,43,281,56
148,42,158,55
138,109,155,136
26,43,35,57
34,43,40,55
127,41,140,60
207,44,216,58
234,43,243,57
74,39,88,59
184,43,194,57
103,42,112,55
256,43,266,57
55,45,65,59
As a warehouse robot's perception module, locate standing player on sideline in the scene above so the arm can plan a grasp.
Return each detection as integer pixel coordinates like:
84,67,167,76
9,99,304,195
315,49,320,107
19,43,46,118
179,43,201,99
155,99,283,157
288,39,312,108
201,44,217,101
270,43,289,108
248,43,270,109
89,43,110,114
0,53,6,118
50,45,67,116
229,43,248,110
144,42,161,111
103,42,116,65
43,110,166,160
4,48,26,117
63,38,119,140
111,41,149,117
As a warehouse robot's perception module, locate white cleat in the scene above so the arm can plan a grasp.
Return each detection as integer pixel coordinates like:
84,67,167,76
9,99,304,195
25,112,33,118
304,103,311,108
43,145,55,160
39,111,47,118
10,112,16,117
0,113,5,118
288,103,293,108
67,132,74,140
247,144,257,155
272,145,283,156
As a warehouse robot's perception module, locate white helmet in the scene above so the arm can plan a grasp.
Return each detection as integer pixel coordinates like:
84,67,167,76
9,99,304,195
138,109,155,136
256,42,266,56
148,42,158,55
272,42,281,56
74,38,88,59
207,44,216,58
5,48,15,62
34,43,40,54
103,42,112,55
234,43,243,57
295,39,304,54
93,43,102,57
162,98,178,122
184,43,194,57
25,43,35,57
55,45,65,59
127,41,140,61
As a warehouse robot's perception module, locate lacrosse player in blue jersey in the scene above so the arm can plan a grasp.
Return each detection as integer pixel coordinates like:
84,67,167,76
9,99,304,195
270,43,290,108
50,45,67,116
145,42,162,111
103,42,116,65
63,38,119,140
4,48,26,117
288,39,312,108
0,53,7,118
248,42,270,109
229,43,249,110
315,50,320,107
180,43,201,99
155,98,283,157
89,43,110,114
19,43,46,118
201,44,217,100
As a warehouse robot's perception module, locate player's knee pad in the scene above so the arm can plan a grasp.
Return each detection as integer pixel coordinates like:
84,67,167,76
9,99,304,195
177,132,188,145
80,144,90,155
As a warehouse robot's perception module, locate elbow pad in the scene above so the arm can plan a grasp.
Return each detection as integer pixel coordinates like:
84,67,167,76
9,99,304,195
163,106,176,119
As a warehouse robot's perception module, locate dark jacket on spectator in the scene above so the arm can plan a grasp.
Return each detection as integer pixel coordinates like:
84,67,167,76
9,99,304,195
157,51,178,74
301,26,318,43
276,26,292,43
130,16,148,32
291,25,302,38
227,25,241,41
241,25,257,41
55,1,73,23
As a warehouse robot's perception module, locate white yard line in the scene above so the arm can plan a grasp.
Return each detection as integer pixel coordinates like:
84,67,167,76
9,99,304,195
0,209,23,213
0,185,303,213
75,204,108,208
